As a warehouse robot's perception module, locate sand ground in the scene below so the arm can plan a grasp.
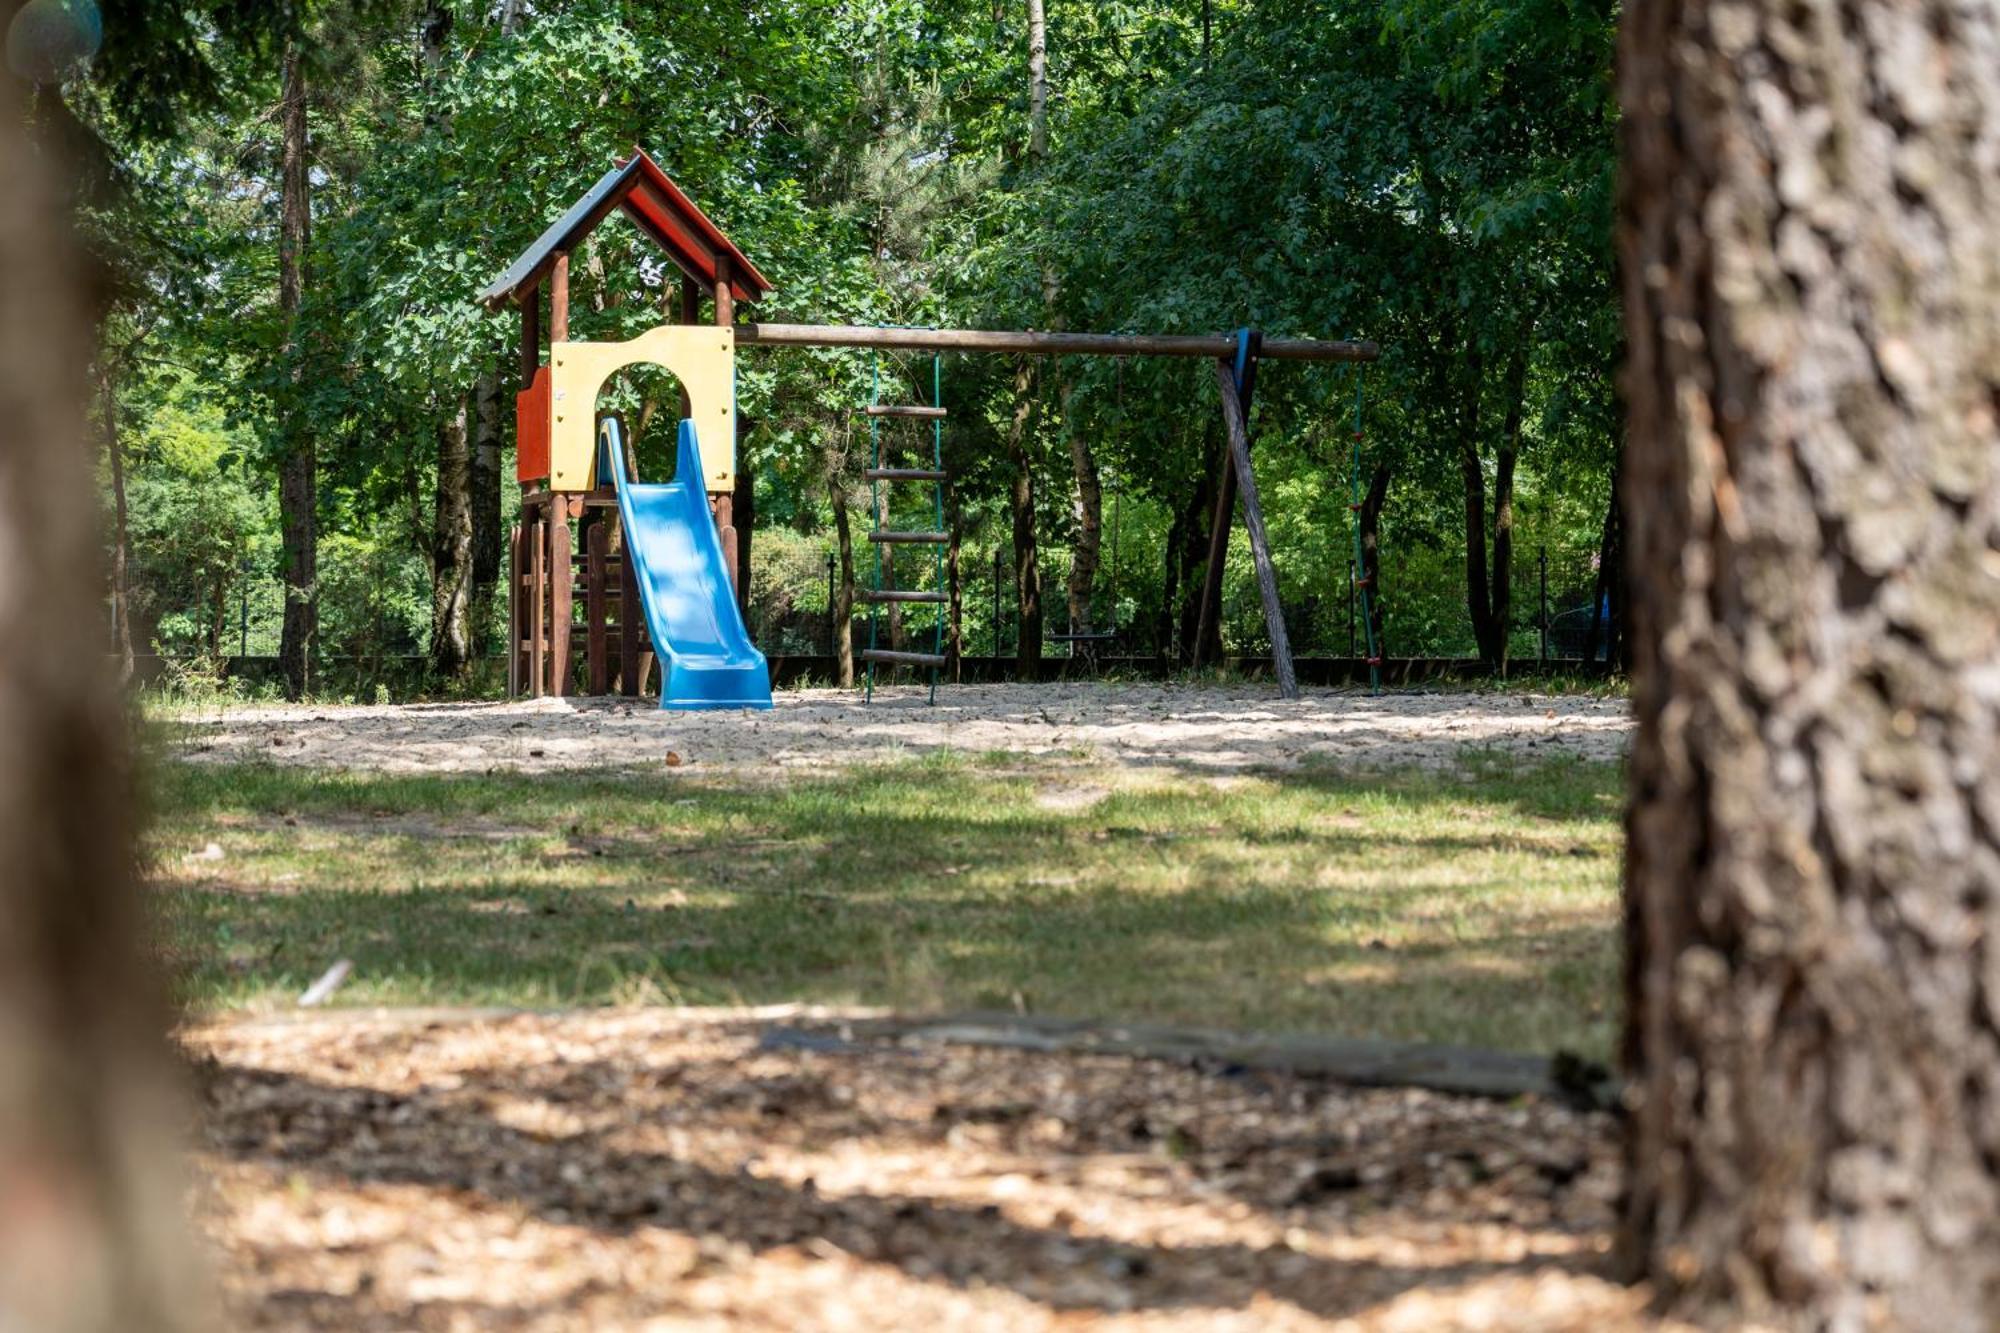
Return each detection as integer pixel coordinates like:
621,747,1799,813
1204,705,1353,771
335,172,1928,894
168,683,1632,775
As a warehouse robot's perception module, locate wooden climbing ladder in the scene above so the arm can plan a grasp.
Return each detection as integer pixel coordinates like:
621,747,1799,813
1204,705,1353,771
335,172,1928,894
862,349,951,704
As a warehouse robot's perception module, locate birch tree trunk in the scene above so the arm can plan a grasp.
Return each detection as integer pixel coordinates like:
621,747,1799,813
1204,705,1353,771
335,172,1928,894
1619,0,2000,1324
430,399,473,681
0,40,201,1330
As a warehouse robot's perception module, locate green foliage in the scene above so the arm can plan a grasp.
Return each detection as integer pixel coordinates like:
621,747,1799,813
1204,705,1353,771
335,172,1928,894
87,0,1622,682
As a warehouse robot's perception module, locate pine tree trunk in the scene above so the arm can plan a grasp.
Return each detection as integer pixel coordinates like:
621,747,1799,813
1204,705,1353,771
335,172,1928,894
0,50,199,1330
1619,0,2000,1324
430,399,473,681
1456,345,1502,665
471,362,502,594
1007,358,1043,672
275,36,316,701
1064,379,1103,636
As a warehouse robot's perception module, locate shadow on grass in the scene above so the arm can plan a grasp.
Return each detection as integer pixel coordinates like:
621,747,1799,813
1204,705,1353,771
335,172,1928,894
157,756,1623,1055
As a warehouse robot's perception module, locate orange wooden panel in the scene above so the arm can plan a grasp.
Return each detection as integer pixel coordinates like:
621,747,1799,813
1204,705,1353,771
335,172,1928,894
516,366,551,483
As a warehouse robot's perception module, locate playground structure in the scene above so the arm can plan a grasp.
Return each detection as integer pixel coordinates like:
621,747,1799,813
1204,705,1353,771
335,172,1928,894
482,148,1379,708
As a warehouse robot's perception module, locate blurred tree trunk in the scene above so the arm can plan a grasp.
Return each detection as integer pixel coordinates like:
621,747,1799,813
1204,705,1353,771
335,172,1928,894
276,33,316,701
1619,0,2000,1324
430,399,473,681
0,35,201,1329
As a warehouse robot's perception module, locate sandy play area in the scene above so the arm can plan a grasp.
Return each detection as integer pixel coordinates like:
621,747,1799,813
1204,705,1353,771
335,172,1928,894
168,683,1632,774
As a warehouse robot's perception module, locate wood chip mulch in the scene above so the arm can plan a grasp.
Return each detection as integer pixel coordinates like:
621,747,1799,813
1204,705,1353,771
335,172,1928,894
182,1011,1675,1331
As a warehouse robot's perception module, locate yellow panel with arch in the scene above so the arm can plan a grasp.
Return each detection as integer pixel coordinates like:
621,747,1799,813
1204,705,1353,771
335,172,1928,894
547,325,735,492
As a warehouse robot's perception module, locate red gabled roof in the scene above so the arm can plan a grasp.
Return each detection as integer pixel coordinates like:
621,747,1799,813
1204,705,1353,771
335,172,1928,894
478,146,772,311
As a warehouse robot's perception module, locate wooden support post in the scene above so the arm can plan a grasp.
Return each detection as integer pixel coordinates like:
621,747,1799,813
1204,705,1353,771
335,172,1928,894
619,518,642,697
550,496,574,696
713,492,738,595
712,253,734,328
1213,360,1298,700
550,251,570,343
507,522,523,697
586,513,609,695
720,253,752,592
528,513,546,698
519,282,540,383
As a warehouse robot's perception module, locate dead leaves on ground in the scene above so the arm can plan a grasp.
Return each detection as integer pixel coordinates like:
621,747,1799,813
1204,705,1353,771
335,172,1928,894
185,1011,1668,1331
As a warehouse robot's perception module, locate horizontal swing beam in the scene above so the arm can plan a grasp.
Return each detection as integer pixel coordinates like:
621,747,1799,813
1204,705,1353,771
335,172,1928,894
736,323,1379,364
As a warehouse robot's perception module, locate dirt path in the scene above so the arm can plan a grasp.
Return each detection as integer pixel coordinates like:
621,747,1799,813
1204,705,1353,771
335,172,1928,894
187,1009,1668,1331
167,684,1630,775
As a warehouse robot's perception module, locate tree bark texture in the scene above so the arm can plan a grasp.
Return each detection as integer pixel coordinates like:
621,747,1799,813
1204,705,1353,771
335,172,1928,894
1618,0,2000,1325
430,399,473,681
0,45,201,1331
276,36,316,701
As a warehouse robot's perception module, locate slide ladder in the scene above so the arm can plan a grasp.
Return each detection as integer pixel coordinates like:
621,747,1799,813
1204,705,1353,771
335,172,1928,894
861,348,952,704
600,417,771,710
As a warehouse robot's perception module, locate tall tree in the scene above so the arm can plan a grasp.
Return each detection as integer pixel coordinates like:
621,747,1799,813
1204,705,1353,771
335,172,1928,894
276,19,316,699
418,0,474,681
0,26,198,1326
1618,0,2000,1324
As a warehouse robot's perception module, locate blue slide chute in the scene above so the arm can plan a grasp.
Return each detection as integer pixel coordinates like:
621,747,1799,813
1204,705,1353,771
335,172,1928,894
600,417,772,710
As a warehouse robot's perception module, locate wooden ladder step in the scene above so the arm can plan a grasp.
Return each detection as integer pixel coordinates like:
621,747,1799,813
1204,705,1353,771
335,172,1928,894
865,404,947,419
858,589,948,605
864,468,949,482
861,649,947,668
868,530,949,545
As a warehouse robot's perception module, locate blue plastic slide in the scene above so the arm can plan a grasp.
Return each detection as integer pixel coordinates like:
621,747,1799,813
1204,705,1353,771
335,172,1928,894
600,417,772,710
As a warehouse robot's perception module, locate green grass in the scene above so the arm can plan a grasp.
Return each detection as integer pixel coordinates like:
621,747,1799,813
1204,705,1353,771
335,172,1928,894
149,750,1623,1058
